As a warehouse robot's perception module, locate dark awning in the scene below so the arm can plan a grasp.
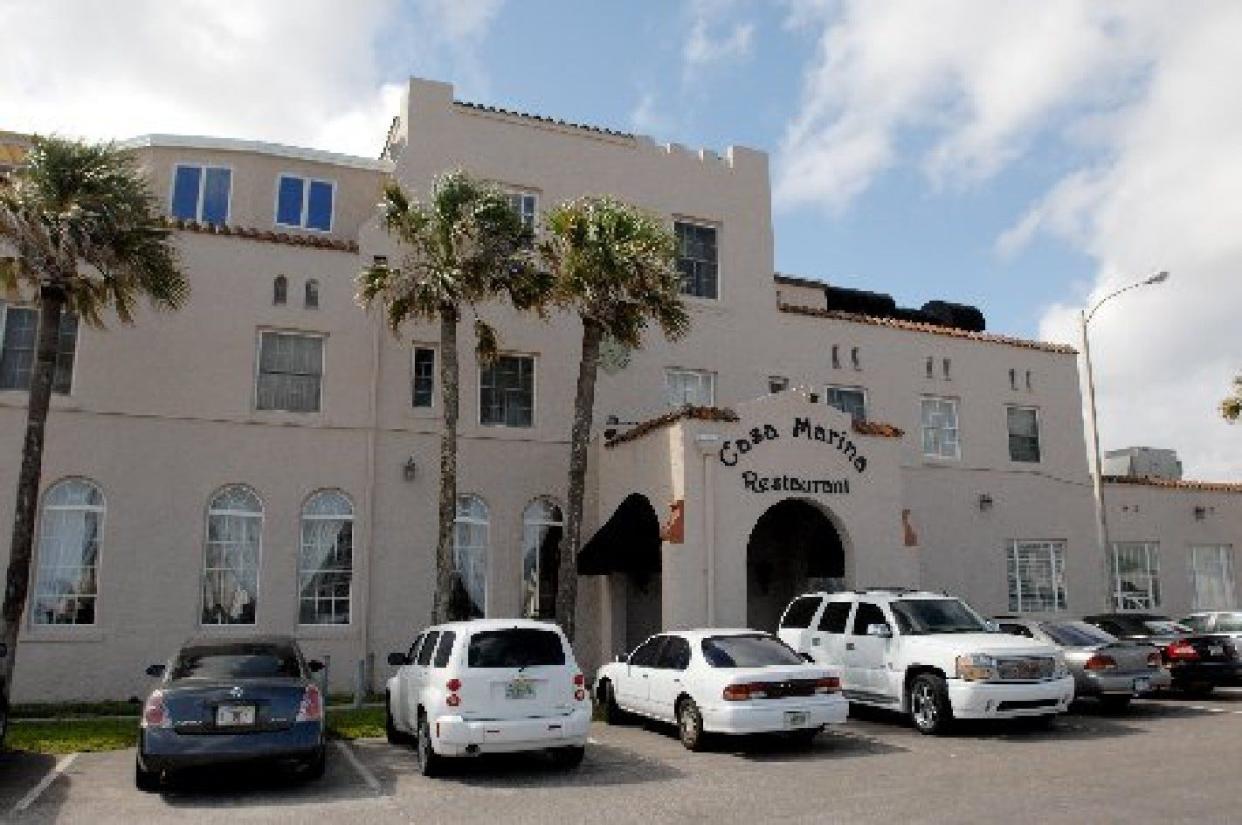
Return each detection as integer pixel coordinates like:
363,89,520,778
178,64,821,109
578,493,662,576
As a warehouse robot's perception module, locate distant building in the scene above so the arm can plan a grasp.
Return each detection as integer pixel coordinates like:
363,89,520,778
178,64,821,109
1104,446,1184,480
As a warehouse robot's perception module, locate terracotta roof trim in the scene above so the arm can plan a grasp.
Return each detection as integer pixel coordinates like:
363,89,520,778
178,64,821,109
159,217,359,253
455,100,635,140
605,405,905,448
1102,475,1242,494
778,303,1077,355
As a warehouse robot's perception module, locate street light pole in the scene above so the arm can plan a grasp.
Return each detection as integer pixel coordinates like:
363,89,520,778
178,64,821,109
1079,270,1169,609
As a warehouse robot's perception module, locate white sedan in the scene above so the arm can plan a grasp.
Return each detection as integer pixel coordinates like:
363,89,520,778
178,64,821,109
594,629,848,750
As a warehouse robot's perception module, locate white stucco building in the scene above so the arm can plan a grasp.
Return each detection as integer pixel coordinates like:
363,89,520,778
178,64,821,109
1,78,1238,700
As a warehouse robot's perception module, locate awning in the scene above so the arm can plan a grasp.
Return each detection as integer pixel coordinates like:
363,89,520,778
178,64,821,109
577,493,662,576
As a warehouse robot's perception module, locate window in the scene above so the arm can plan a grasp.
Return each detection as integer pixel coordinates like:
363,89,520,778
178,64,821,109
831,345,840,370
1000,623,1034,638
298,491,353,625
407,633,425,663
521,498,563,620
412,347,435,408
171,164,230,224
1110,541,1161,611
0,305,78,394
665,368,715,407
674,220,718,299
768,376,789,394
779,596,822,629
920,396,960,459
202,485,262,625
304,279,319,310
453,495,488,618
850,347,861,370
655,636,692,670
1007,540,1066,612
273,276,288,306
628,636,667,667
1009,368,1018,390
942,358,951,380
467,628,565,668
700,635,803,668
850,602,887,635
1191,545,1236,610
479,354,534,427
31,479,103,625
433,631,457,668
275,174,334,231
1025,370,1033,391
416,631,440,666
925,356,934,379
256,331,323,413
505,191,538,231
817,601,852,633
1007,406,1041,463
824,386,866,421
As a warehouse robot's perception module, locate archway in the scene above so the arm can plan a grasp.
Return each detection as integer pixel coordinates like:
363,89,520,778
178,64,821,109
578,493,663,651
746,498,846,631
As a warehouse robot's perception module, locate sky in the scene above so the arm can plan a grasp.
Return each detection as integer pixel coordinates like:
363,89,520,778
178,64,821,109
2,0,1241,479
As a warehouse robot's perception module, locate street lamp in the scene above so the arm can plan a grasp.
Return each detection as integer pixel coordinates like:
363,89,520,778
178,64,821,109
1080,270,1170,604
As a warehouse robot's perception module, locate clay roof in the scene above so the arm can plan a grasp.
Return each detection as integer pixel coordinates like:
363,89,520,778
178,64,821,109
455,100,634,140
159,216,359,253
605,405,904,447
778,303,1077,355
1102,475,1242,494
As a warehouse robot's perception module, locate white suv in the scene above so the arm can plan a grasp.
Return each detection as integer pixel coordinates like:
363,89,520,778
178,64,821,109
777,589,1075,734
385,619,591,775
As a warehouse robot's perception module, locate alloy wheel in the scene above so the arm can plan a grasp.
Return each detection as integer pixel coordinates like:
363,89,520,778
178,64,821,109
913,683,937,729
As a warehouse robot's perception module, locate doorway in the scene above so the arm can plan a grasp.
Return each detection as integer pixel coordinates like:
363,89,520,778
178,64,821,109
745,498,846,631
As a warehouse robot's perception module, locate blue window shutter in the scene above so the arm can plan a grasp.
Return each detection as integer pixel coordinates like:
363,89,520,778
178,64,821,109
201,168,231,224
307,180,333,231
171,166,201,220
277,176,304,226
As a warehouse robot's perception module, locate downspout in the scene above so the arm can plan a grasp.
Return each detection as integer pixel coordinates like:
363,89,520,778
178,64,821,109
360,311,381,694
693,434,722,626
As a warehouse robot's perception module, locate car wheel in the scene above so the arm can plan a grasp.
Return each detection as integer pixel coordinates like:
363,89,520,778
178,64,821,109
550,745,586,769
909,674,953,736
135,756,160,793
786,727,820,748
1179,682,1215,697
385,695,408,745
677,697,707,751
1098,694,1132,712
599,680,627,725
415,713,443,777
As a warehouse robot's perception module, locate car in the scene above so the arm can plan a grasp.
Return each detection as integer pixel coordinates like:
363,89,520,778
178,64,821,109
778,589,1075,735
385,619,590,776
594,629,847,751
1083,613,1242,694
993,617,1170,709
1180,611,1242,643
136,635,326,791
0,641,9,747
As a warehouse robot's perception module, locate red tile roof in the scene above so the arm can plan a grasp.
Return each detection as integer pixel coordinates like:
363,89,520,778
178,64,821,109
160,217,359,253
455,100,634,139
606,405,904,447
1102,475,1242,494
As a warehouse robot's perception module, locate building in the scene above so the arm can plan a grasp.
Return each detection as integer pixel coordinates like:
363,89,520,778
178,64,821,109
0,78,1237,700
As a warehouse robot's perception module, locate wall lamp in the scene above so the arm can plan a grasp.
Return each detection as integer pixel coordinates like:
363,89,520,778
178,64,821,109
403,456,417,482
978,493,994,511
1194,505,1207,521
603,414,640,441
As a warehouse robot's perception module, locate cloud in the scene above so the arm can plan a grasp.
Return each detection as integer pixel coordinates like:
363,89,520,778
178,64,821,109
683,0,755,73
0,0,505,156
629,92,674,137
777,0,1242,478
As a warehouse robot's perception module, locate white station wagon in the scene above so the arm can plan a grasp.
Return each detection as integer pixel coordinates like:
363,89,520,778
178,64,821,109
385,619,591,775
594,629,848,750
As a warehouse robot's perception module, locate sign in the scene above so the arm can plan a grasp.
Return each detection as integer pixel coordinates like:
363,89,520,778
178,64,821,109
718,416,869,474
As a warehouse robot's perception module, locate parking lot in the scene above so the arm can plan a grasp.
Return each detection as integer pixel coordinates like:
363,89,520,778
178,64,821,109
4,689,1241,824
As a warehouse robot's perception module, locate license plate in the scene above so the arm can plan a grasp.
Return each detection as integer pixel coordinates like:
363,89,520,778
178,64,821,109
784,711,809,728
1208,645,1224,657
505,679,535,700
216,704,256,726
1133,677,1151,693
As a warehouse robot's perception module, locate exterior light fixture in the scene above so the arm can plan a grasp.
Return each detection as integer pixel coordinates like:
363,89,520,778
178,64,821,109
1194,505,1207,521
403,456,417,482
978,493,994,511
603,414,639,441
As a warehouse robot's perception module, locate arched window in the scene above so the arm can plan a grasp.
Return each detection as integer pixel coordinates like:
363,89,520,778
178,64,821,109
32,479,104,625
304,279,320,309
299,491,353,625
273,275,288,305
202,485,262,625
521,498,563,620
453,495,489,618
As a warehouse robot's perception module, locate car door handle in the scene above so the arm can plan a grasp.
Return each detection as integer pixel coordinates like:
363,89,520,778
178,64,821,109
672,679,681,684
641,673,649,679
845,642,856,651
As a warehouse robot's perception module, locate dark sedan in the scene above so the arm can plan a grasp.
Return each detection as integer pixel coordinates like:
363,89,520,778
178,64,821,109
1083,613,1241,695
136,636,326,790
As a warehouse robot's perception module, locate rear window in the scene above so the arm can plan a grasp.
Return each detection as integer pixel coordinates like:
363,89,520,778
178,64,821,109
780,596,823,629
701,635,804,668
1216,613,1242,632
170,643,301,680
818,602,851,633
1144,620,1190,635
467,629,566,668
417,631,440,666
1041,621,1116,646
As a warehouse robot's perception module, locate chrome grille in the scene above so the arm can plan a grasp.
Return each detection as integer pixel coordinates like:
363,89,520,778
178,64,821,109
996,656,1056,681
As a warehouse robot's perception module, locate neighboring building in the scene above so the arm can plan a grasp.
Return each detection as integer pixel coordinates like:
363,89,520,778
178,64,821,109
0,78,1237,700
1103,446,1184,480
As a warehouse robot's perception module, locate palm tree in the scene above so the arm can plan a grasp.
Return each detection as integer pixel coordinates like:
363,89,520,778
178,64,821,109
357,171,545,623
1222,375,1242,422
0,136,188,740
541,197,689,641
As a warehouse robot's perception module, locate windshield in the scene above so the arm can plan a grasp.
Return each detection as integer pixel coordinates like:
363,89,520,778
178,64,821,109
170,643,302,680
890,599,990,635
467,629,566,668
1041,621,1116,646
1215,613,1242,632
701,635,804,668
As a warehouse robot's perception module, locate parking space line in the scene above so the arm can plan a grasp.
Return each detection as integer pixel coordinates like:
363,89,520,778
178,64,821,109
12,752,77,814
334,740,383,795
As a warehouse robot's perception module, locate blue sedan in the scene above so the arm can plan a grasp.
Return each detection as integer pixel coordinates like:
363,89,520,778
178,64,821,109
136,635,326,790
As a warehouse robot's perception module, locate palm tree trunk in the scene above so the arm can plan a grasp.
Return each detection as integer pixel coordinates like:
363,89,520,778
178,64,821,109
0,287,66,725
431,307,460,623
556,319,603,642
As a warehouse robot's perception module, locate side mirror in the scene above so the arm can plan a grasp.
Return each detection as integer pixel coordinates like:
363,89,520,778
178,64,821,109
145,664,166,678
387,652,409,667
985,621,1000,633
866,623,893,639
307,659,325,673
799,652,814,663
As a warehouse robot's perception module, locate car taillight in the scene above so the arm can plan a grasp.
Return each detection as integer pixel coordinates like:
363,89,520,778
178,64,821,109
1146,651,1163,668
572,672,586,701
296,684,323,723
445,677,462,707
1084,654,1117,671
722,683,768,701
1165,640,1199,661
814,676,841,694
141,690,171,729
573,673,585,687
446,678,462,692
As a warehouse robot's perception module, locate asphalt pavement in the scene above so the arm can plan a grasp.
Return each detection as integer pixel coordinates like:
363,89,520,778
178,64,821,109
5,689,1242,824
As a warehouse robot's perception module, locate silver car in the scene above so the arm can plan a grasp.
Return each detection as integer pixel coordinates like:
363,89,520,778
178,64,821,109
994,618,1171,709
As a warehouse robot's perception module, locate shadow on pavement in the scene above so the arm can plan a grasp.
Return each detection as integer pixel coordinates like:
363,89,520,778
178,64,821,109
621,717,907,761
0,749,58,811
153,755,376,807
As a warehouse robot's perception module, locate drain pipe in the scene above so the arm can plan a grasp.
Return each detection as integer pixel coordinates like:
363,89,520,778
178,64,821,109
693,434,723,627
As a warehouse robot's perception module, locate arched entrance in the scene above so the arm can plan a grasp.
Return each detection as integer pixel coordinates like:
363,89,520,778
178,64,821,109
578,493,663,652
746,498,846,631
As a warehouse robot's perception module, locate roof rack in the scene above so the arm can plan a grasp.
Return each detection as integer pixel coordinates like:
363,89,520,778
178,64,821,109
854,586,922,595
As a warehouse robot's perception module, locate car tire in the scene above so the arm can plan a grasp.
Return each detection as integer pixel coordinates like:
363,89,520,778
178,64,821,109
385,696,408,745
598,680,627,725
1098,694,1132,712
415,713,443,777
135,756,160,793
1178,682,1215,697
909,674,953,736
550,745,586,769
676,697,707,751
786,727,820,748
303,747,327,781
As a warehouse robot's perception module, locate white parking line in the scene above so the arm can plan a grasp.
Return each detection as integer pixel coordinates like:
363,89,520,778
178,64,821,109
12,752,77,814
334,740,383,795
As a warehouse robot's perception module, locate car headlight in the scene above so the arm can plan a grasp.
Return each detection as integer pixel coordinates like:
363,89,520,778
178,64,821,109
955,653,998,681
1052,653,1069,679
